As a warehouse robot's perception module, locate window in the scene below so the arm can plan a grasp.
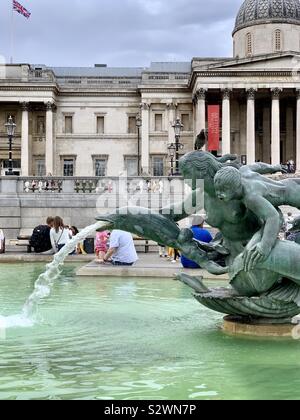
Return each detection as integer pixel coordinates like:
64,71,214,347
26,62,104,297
181,114,190,131
2,159,21,169
152,156,164,176
64,116,73,134
275,29,282,52
95,158,107,177
63,159,75,176
35,159,46,177
35,68,43,78
125,157,138,176
128,116,137,134
155,114,163,132
246,33,253,56
97,116,105,134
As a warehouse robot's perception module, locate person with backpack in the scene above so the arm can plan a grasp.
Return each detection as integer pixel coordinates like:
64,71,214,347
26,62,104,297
30,217,54,254
50,216,71,253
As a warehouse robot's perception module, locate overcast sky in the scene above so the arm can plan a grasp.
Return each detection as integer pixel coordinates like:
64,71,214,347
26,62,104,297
0,0,242,67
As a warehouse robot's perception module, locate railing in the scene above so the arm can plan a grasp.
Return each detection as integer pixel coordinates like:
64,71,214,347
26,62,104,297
0,176,186,195
23,179,63,193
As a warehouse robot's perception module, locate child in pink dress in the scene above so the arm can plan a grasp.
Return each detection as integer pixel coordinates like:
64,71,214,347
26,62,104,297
95,231,110,263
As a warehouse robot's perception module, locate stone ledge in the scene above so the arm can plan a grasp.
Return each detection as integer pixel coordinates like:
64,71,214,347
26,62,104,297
223,316,296,338
76,261,229,280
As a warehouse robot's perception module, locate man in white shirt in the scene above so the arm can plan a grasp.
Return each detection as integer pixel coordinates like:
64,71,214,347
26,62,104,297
103,230,138,266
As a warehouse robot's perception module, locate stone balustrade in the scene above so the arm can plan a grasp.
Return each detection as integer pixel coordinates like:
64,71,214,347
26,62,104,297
0,176,186,195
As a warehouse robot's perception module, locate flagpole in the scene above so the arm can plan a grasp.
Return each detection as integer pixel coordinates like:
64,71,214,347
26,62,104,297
10,1,14,64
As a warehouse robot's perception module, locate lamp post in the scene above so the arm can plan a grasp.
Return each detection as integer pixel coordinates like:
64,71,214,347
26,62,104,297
136,114,142,176
171,117,184,175
167,143,176,176
5,116,16,176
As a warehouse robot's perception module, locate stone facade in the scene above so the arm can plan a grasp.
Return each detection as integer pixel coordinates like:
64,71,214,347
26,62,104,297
1,0,300,175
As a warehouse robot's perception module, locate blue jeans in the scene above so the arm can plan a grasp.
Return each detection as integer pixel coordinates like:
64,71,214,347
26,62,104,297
111,261,134,266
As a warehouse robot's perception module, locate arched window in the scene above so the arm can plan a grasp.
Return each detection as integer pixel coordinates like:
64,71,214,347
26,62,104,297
274,29,282,52
246,33,253,56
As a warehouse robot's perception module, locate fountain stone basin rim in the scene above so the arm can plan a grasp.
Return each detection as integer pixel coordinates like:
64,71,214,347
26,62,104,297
223,316,297,338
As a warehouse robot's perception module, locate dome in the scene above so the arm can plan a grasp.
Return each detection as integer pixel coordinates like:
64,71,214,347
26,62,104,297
233,0,300,34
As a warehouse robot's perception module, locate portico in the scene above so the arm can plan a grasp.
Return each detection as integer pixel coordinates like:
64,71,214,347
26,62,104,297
192,83,300,166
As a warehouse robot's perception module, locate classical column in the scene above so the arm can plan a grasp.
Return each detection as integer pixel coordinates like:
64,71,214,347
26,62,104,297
140,102,150,174
45,102,54,175
222,89,231,155
296,90,300,172
246,88,256,165
271,88,282,166
262,106,271,163
194,88,207,135
21,102,29,176
167,102,177,145
286,106,294,163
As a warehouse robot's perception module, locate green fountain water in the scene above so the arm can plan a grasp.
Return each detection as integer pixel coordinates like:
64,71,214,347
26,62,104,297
1,264,300,400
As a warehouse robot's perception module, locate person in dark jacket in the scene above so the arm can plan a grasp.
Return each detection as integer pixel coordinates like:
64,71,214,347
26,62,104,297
30,217,54,253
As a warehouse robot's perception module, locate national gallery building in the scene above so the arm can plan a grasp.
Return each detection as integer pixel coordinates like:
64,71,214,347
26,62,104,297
1,0,300,177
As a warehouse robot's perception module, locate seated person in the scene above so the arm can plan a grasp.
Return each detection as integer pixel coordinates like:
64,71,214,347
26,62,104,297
181,216,212,268
30,217,54,254
0,229,5,254
95,231,110,263
103,230,138,266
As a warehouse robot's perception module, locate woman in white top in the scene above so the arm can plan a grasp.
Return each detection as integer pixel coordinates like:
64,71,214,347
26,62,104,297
50,216,71,253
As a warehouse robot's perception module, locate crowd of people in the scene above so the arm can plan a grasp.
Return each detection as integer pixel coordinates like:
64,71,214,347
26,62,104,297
1,210,300,268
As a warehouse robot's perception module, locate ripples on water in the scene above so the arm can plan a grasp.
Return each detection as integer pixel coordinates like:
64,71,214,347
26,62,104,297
1,264,300,400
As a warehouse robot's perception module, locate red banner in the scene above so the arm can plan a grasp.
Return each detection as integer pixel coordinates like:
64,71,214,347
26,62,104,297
208,105,220,152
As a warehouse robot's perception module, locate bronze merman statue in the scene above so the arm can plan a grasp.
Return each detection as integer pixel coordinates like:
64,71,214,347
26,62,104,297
96,149,300,322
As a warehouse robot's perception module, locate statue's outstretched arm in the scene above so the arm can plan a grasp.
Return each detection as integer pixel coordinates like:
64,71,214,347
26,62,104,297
160,188,203,223
243,162,284,175
243,194,281,271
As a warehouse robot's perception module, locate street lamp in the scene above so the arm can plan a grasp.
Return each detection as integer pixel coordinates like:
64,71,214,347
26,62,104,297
136,114,142,176
5,116,16,175
167,143,176,176
171,117,184,175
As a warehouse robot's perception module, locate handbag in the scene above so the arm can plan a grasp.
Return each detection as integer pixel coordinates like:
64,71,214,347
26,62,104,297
54,229,64,250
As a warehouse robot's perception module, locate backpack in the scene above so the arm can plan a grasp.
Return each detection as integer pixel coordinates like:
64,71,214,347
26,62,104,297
30,225,52,253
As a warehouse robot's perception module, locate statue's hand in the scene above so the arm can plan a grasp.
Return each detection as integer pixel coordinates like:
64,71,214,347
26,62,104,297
243,243,270,272
279,164,288,174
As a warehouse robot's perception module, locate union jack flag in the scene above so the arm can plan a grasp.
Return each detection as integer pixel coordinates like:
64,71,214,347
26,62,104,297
13,0,31,19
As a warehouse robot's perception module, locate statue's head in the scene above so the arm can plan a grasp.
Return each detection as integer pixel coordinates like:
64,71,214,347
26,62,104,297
179,151,223,187
214,166,242,202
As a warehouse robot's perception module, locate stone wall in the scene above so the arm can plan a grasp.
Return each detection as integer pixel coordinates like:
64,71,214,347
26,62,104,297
0,177,195,239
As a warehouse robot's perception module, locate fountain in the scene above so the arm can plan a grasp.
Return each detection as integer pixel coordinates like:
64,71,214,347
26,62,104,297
94,150,300,337
0,221,110,329
2,146,300,338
